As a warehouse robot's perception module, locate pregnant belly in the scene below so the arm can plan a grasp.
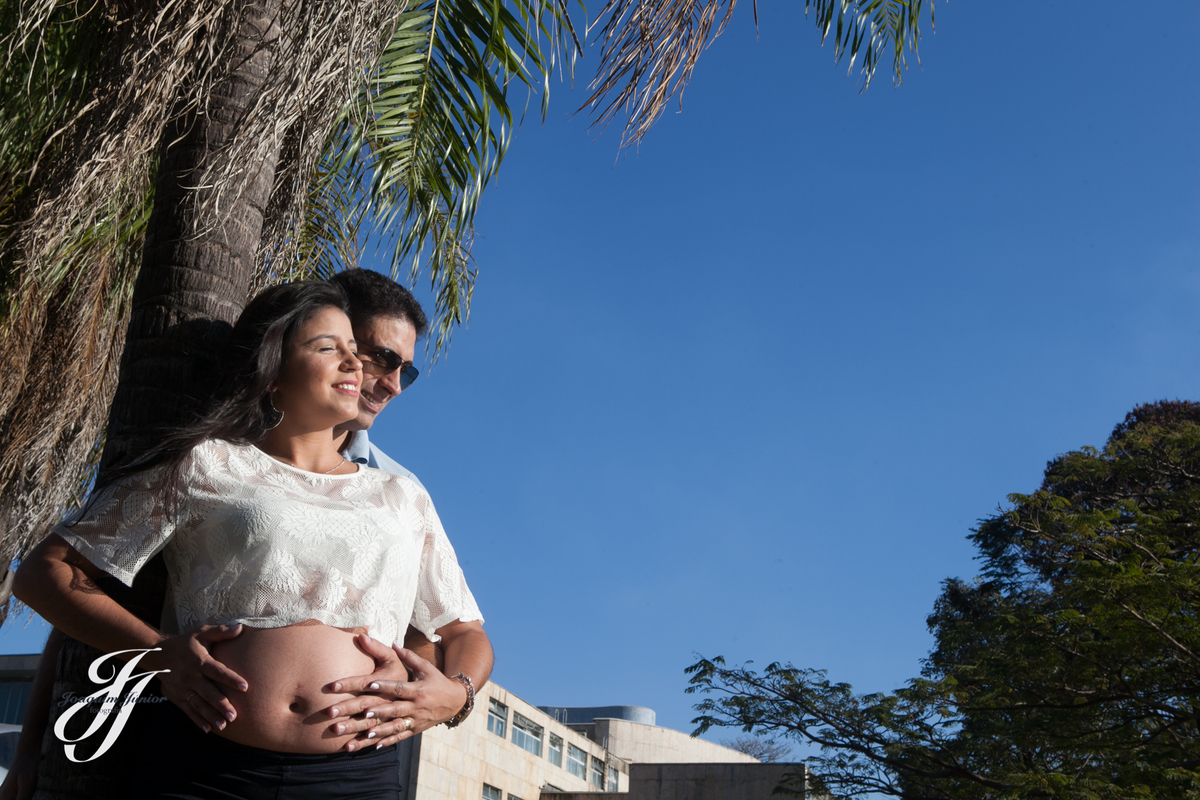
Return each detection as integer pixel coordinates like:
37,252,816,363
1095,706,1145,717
208,623,382,753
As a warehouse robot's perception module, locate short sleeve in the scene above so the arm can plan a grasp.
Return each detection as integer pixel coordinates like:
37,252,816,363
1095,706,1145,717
410,492,483,642
53,457,192,588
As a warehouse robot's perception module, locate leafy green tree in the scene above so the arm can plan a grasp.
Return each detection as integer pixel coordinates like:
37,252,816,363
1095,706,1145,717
689,401,1200,799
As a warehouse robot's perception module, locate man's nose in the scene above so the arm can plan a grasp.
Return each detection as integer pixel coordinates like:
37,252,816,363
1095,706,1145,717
376,369,402,397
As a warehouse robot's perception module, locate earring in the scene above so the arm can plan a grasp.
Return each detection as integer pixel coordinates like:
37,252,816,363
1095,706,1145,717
265,392,284,430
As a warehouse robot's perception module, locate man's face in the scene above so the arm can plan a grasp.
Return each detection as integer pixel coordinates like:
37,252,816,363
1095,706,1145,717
345,314,418,431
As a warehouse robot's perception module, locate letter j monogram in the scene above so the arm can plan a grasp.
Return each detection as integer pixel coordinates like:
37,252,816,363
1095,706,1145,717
53,649,169,762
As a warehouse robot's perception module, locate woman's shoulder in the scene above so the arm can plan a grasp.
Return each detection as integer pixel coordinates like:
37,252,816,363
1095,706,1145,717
176,438,269,482
362,463,424,491
361,464,434,509
185,437,250,465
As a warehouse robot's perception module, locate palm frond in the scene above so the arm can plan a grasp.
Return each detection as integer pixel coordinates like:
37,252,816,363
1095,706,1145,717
582,0,932,149
806,0,931,90
297,0,579,355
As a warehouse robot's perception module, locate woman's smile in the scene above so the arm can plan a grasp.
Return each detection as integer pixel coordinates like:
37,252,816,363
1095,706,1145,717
271,306,363,428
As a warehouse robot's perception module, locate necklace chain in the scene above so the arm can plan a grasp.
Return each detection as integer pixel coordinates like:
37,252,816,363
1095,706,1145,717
263,450,347,475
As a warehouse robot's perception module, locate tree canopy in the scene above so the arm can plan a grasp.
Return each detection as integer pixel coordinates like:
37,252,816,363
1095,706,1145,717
688,400,1200,799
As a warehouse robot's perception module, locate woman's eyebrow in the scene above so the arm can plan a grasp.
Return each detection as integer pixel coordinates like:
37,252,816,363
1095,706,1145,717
301,333,348,345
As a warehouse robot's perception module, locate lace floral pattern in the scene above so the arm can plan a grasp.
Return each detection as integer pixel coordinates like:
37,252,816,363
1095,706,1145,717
56,439,482,645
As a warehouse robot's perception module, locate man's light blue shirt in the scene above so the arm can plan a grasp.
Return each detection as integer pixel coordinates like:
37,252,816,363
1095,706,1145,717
343,429,426,492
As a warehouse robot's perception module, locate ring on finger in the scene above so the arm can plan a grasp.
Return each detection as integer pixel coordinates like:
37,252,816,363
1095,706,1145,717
403,717,413,731
187,692,198,705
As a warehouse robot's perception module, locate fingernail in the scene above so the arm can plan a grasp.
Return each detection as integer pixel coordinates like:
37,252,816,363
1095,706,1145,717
336,724,345,734
239,683,248,691
332,683,342,692
367,731,376,739
376,743,383,750
217,720,226,730
365,711,374,719
330,707,340,717
202,724,210,733
227,712,235,721
369,682,380,690
346,742,356,751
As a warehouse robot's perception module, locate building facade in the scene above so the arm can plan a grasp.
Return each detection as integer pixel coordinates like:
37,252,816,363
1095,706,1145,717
395,683,809,800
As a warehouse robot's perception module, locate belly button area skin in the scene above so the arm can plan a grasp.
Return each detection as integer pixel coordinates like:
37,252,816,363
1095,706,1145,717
289,697,308,715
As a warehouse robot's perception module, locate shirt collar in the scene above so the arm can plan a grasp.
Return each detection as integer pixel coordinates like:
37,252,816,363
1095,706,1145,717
341,430,373,464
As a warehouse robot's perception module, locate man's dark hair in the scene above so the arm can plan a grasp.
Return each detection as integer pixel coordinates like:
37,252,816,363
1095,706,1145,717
328,269,429,338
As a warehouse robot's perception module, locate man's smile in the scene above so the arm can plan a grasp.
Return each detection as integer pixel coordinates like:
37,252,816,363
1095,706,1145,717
360,387,389,412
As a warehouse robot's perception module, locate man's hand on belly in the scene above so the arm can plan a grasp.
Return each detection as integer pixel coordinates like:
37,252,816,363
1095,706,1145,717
327,636,465,750
150,624,250,734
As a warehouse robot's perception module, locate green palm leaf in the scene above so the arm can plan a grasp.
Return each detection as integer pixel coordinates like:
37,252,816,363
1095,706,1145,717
301,0,579,354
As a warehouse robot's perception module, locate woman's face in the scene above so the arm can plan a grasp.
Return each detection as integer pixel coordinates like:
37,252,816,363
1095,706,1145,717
271,306,363,430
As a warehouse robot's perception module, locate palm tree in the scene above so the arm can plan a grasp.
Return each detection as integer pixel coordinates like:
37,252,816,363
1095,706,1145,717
0,0,929,794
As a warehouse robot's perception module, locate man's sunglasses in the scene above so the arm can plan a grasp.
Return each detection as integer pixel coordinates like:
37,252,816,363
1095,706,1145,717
357,344,420,390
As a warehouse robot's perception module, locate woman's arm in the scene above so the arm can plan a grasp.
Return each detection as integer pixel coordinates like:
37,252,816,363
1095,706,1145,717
328,620,493,748
13,534,248,733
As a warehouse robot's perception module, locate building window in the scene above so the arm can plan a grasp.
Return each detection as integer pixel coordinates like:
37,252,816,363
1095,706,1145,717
511,712,543,757
566,744,587,779
0,679,32,726
508,795,525,800
607,765,619,791
487,698,508,738
482,784,502,800
590,756,605,788
548,734,563,767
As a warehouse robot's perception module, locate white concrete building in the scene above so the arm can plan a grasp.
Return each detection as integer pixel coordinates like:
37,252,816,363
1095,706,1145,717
395,680,810,800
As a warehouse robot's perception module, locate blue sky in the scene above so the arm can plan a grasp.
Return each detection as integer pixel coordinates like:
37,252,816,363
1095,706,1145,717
4,0,1198,753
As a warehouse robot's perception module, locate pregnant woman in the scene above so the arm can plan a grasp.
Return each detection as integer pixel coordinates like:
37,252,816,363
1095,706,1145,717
14,280,491,798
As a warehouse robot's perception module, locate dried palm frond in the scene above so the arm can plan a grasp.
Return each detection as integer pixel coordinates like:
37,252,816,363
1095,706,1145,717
0,184,146,625
0,0,401,619
582,0,933,149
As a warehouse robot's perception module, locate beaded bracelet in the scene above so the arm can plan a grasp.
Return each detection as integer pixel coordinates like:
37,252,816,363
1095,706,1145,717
444,673,475,728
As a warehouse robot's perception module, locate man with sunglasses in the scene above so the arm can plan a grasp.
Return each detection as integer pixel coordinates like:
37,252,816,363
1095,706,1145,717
329,268,426,478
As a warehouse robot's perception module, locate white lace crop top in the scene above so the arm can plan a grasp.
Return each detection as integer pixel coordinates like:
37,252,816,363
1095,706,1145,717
54,439,482,646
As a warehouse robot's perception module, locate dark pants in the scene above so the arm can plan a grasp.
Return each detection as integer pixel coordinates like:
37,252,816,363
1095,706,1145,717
130,703,403,799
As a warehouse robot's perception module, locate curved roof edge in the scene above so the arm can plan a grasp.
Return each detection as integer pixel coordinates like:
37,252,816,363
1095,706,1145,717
536,705,657,726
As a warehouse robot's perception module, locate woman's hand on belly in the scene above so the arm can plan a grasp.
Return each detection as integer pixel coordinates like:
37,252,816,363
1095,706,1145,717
329,636,467,749
144,624,249,733
324,633,410,749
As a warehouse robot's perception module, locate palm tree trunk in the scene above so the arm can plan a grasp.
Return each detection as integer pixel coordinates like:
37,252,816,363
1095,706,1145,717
34,1,283,796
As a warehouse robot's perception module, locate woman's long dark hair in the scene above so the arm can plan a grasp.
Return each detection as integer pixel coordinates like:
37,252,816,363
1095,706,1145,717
103,280,352,488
